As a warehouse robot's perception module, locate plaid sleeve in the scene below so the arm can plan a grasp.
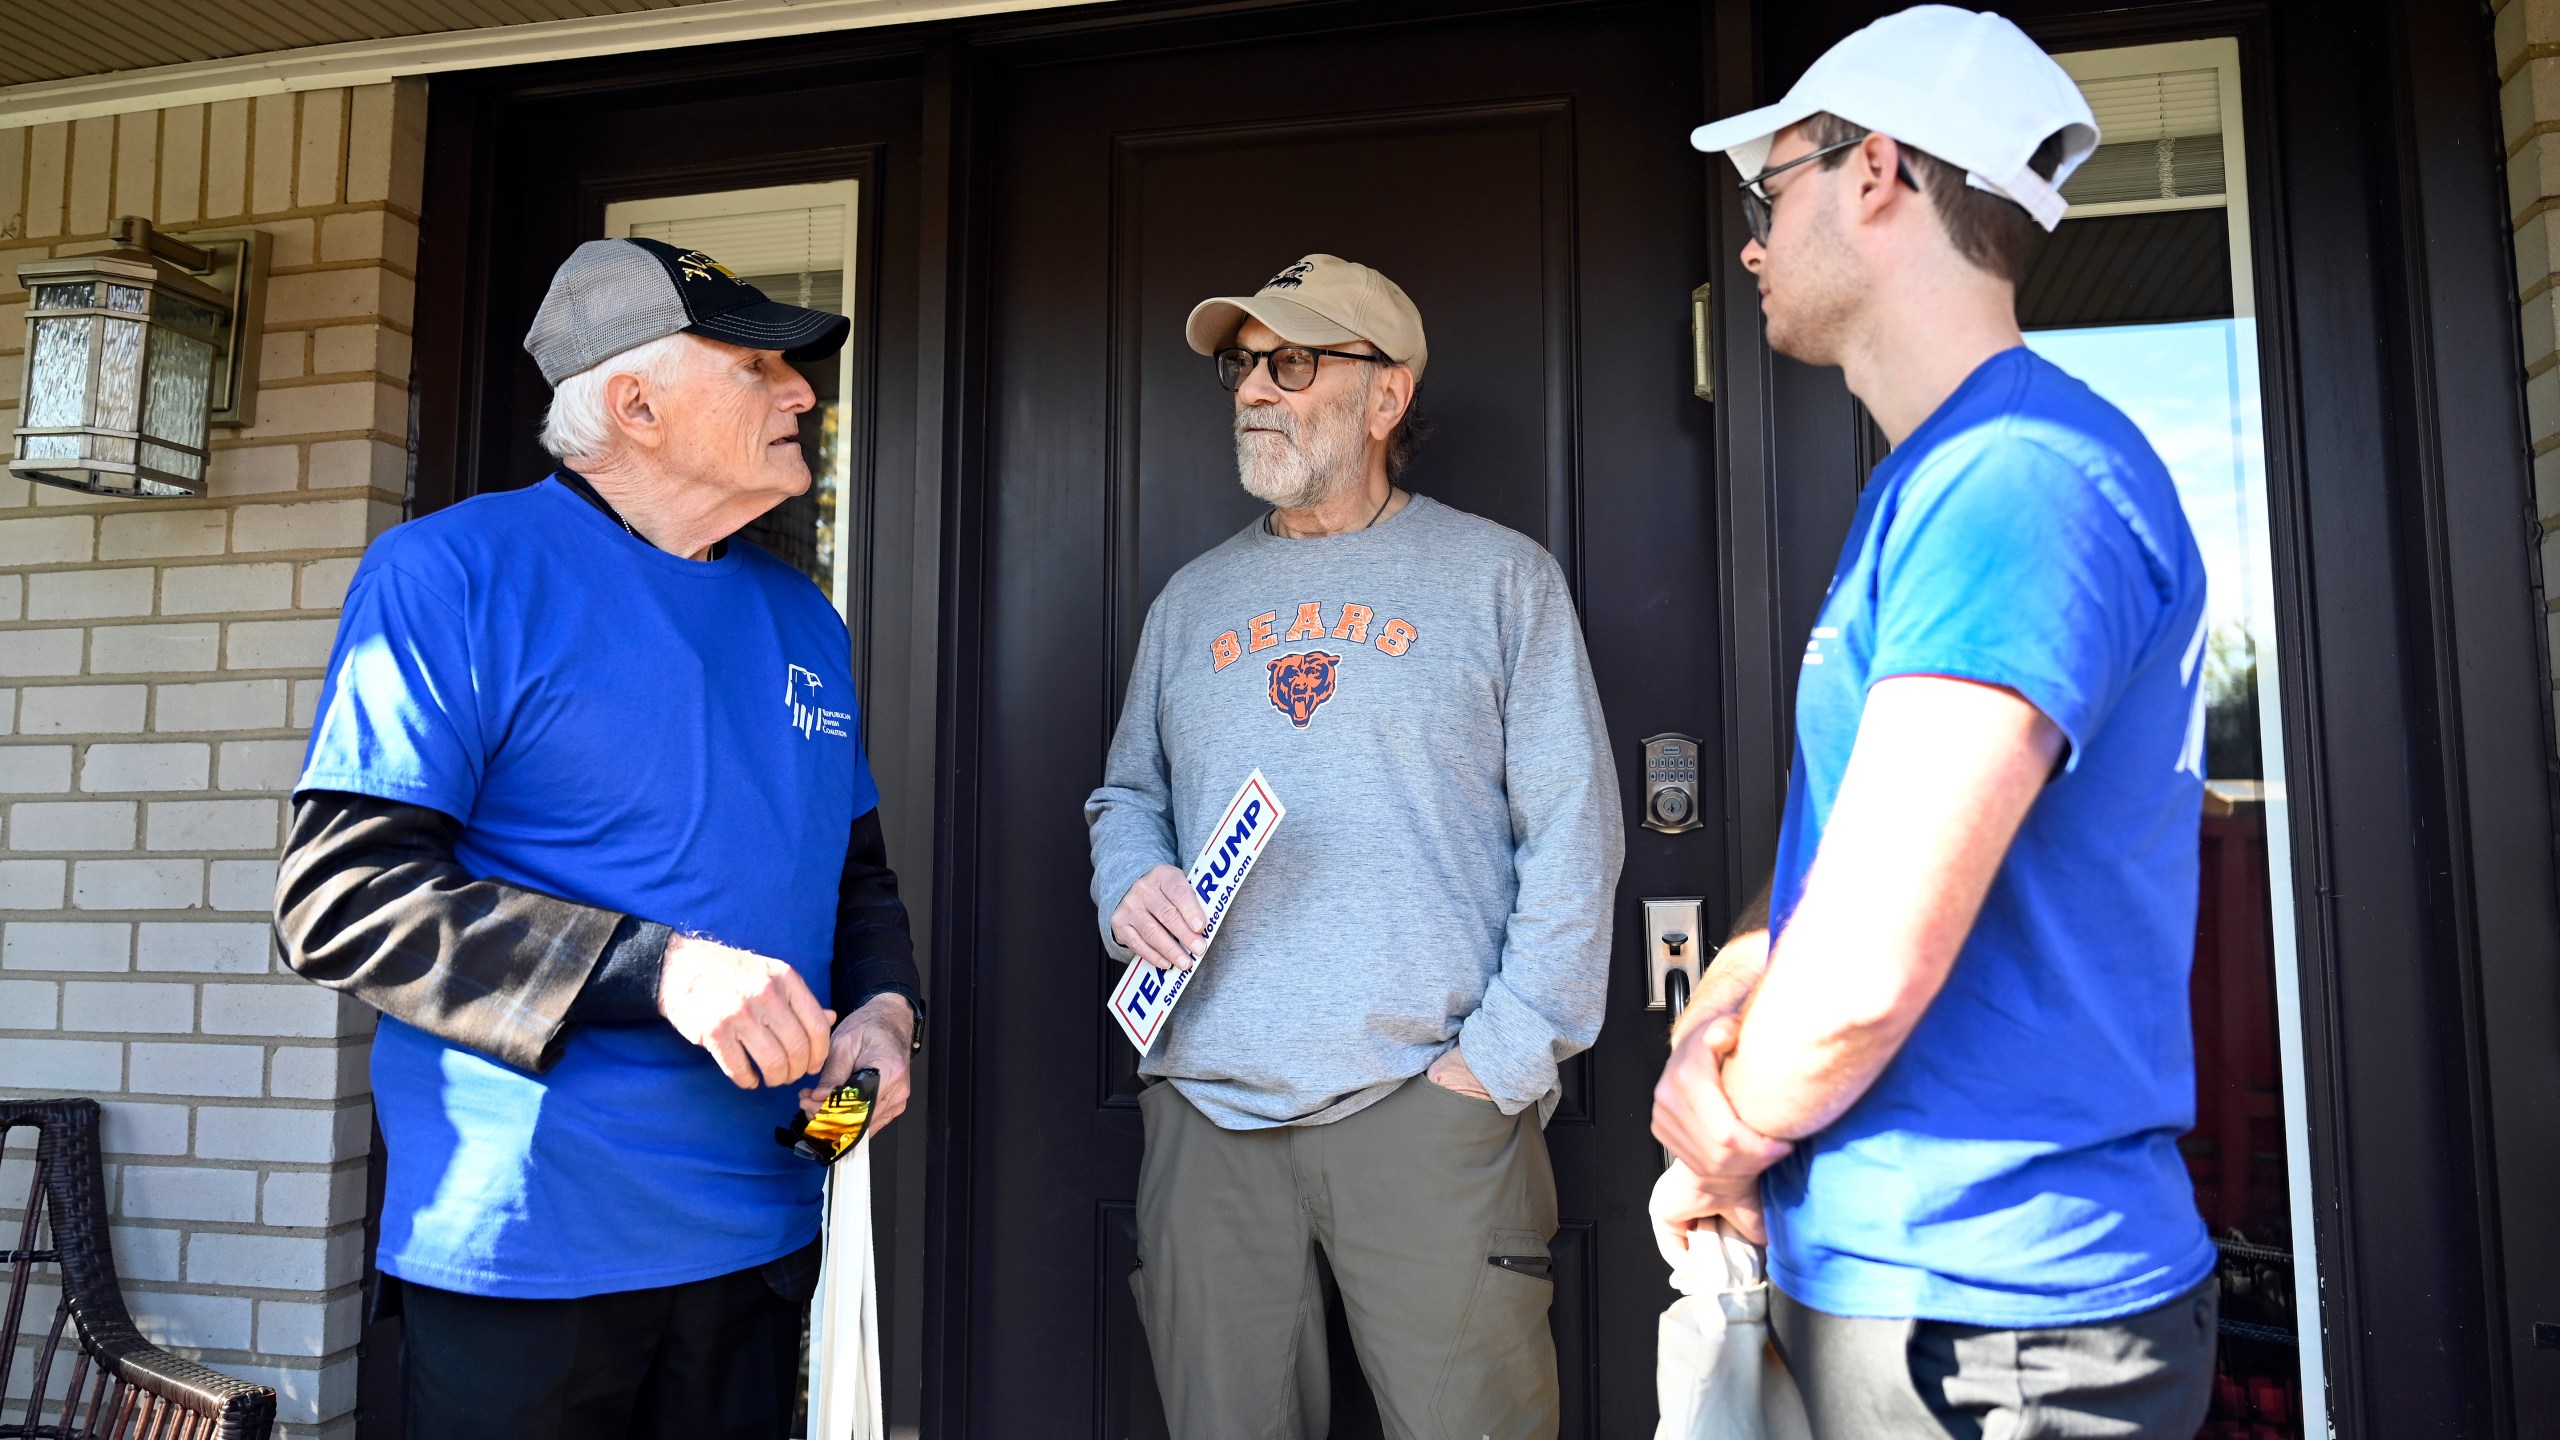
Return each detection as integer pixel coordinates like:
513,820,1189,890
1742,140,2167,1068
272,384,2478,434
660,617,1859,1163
274,789,629,1073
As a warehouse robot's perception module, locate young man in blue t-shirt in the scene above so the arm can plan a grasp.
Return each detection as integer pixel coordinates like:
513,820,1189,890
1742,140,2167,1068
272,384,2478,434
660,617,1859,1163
1656,8,2219,1435
278,238,923,1438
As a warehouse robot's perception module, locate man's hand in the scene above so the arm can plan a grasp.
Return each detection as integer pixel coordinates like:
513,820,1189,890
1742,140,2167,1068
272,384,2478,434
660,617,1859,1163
1425,1044,1494,1101
800,993,915,1131
658,934,834,1089
1671,927,1770,1050
1652,1014,1791,1242
1111,864,1207,971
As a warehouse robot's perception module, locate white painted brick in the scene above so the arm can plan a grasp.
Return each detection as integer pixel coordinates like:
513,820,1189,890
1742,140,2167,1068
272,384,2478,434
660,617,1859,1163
20,684,146,735
97,508,226,561
206,443,301,496
95,1101,188,1159
91,623,222,675
110,1222,181,1281
26,568,154,620
82,743,211,793
137,921,271,974
162,562,293,616
154,679,286,732
0,859,48,917
0,577,21,622
194,1102,366,1165
307,437,405,492
217,739,304,792
0,745,72,793
0,630,84,678
0,979,55,1027
270,1041,369,1101
0,921,129,971
187,1229,330,1290
127,1288,256,1353
227,618,338,671
233,499,385,554
0,1036,119,1089
72,858,203,910
298,558,358,611
10,800,136,850
0,515,94,565
0,689,13,736
203,982,350,1038
206,859,278,913
129,1040,266,1098
256,1293,364,1358
291,679,325,728
62,979,192,1033
260,1164,365,1229
228,1351,361,1428
121,1163,259,1221
146,798,278,851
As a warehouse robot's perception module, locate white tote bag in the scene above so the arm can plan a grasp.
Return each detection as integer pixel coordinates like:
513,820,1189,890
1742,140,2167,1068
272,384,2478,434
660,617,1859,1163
1650,1167,1814,1440
805,1144,885,1440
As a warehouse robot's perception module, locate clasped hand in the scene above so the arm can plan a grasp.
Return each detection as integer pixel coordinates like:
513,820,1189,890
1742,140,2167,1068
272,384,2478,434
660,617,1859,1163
656,934,914,1132
1650,1013,1792,1245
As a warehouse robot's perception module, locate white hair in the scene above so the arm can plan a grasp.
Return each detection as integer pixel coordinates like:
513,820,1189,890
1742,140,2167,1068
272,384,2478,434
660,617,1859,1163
537,333,697,461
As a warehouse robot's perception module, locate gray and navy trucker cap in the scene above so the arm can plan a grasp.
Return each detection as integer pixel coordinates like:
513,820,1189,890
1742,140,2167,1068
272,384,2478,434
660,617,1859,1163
524,236,851,386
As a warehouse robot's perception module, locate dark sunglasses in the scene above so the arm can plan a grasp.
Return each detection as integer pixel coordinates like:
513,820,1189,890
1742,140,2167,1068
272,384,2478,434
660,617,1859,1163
1739,136,1921,246
1216,345,1393,393
775,1067,879,1165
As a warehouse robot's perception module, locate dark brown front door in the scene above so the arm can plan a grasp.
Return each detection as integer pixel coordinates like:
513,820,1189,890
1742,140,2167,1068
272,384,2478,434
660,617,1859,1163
956,3,1718,1433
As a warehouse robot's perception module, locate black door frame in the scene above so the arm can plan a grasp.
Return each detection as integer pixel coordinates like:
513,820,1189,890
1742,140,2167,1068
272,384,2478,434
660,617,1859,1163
405,0,2558,1433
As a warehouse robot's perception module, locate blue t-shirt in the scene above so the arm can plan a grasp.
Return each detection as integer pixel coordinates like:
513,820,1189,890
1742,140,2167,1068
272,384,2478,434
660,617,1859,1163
299,477,879,1299
1762,348,2217,1327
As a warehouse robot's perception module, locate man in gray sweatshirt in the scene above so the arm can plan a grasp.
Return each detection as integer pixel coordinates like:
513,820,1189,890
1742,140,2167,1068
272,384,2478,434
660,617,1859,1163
1086,254,1622,1440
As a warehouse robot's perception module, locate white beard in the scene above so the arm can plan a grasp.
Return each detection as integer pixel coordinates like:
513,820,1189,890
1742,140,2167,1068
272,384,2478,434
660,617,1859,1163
1235,379,1369,510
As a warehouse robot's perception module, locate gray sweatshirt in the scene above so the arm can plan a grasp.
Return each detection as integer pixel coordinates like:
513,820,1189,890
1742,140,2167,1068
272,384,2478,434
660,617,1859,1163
1086,495,1624,1129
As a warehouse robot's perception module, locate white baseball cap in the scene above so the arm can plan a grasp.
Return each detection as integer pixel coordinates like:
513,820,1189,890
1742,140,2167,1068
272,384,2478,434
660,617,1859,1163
1688,6,2099,231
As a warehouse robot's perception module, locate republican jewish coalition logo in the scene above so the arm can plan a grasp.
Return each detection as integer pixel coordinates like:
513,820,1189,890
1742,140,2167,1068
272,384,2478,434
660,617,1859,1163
1266,651,1341,728
784,664,853,739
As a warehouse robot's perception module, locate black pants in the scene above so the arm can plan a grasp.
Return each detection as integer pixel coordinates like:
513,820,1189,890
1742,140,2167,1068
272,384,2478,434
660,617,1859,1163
397,1240,818,1440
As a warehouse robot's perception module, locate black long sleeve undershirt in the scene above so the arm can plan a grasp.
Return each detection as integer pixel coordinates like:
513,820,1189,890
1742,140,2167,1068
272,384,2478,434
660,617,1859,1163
275,791,925,1071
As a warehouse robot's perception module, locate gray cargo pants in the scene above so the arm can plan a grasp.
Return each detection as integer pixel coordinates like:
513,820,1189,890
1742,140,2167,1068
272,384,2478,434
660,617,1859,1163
1769,1275,2218,1439
1132,1074,1560,1440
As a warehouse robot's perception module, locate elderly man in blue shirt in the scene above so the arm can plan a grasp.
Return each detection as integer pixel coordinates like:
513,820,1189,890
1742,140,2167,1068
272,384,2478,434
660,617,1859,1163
277,237,921,1439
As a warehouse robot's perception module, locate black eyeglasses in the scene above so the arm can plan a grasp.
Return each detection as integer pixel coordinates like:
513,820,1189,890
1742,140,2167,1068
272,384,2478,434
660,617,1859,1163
1738,136,1921,246
1216,345,1393,393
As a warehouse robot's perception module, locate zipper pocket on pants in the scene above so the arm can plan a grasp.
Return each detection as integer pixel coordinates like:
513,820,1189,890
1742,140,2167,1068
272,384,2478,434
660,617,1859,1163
1488,1254,1553,1281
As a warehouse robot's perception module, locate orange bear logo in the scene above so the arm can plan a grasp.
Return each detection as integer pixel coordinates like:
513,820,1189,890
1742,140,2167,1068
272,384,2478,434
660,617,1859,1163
1267,651,1342,728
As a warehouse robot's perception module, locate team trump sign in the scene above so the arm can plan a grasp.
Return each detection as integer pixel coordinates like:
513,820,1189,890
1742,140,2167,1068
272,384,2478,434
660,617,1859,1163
1108,771,1287,1054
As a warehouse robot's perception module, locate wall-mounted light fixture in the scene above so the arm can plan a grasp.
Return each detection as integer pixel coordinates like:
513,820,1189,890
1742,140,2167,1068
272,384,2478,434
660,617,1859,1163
12,216,270,498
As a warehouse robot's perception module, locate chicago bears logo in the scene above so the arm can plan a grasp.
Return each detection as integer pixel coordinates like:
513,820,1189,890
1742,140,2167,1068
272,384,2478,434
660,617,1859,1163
1263,260,1315,291
1267,651,1342,728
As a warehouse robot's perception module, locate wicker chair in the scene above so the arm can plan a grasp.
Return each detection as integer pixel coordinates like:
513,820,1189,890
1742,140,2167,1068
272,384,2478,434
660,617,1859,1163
2,1098,276,1439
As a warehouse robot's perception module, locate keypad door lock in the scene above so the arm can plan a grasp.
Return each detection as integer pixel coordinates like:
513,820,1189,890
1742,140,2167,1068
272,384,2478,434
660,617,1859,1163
1640,733,1704,834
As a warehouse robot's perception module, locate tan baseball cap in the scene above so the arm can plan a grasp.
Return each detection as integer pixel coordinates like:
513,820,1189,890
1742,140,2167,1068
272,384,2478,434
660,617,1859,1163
1184,254,1429,383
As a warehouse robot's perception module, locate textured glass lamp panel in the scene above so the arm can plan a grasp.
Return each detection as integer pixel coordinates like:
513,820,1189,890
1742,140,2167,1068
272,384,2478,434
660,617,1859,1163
24,314,96,428
31,281,96,311
140,331,214,490
151,290,223,338
95,317,146,450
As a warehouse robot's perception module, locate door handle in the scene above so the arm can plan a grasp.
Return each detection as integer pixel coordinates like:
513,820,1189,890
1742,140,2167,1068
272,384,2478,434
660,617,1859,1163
1644,897,1704,1011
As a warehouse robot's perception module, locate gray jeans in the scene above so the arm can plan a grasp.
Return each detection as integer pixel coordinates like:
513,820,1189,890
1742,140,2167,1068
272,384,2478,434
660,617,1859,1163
1769,1276,2217,1439
1132,1074,1560,1440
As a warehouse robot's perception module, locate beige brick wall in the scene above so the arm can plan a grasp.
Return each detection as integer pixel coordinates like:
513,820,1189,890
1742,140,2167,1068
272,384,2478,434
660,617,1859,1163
2500,0,2560,716
0,81,425,1439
